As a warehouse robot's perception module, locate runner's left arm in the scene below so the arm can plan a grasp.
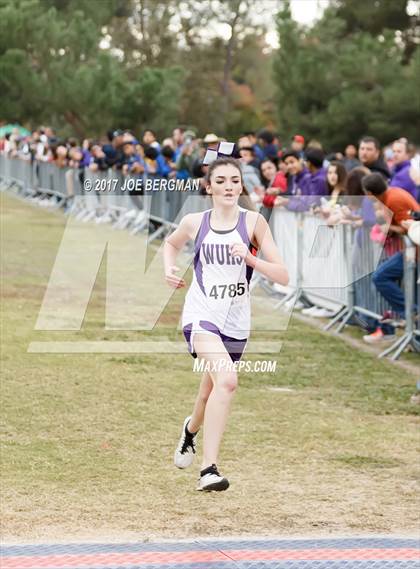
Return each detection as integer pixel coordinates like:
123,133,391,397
230,214,289,285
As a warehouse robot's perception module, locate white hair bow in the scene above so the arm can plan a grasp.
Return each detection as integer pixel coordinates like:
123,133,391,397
203,141,235,165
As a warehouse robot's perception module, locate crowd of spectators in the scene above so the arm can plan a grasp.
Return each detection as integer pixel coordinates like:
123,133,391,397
1,125,419,345
2,126,419,202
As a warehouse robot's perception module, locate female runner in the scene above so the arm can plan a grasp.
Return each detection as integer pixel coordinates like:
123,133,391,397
163,156,289,491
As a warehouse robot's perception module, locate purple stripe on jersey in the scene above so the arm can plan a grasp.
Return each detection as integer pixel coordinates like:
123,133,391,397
246,241,256,284
194,210,211,295
199,320,247,362
183,323,193,355
246,263,253,284
237,210,250,244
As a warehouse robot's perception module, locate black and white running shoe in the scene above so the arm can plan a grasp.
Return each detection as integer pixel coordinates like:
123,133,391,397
197,464,229,492
174,416,198,469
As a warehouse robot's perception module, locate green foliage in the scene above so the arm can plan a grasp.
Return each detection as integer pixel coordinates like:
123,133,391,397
333,0,411,35
273,0,420,149
0,0,185,137
0,0,275,138
2,0,416,142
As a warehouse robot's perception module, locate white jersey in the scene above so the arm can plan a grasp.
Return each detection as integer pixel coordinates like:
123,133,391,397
181,207,257,342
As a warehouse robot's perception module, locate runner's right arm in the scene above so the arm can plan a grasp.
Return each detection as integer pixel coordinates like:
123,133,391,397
163,214,197,288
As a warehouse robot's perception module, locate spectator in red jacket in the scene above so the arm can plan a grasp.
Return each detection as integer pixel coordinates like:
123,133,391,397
260,158,288,209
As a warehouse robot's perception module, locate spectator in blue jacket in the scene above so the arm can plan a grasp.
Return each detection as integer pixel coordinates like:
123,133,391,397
121,141,145,176
257,129,278,159
159,145,177,178
390,138,418,200
103,129,125,169
244,131,265,163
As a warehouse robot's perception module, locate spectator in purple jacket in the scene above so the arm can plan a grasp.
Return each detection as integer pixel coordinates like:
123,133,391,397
80,139,92,169
304,148,328,204
273,150,311,211
390,138,418,200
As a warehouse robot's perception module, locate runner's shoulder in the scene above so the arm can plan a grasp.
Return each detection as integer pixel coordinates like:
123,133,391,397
244,209,267,229
244,209,260,223
179,211,206,238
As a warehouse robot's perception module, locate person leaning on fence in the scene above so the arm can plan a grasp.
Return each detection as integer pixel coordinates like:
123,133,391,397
121,141,145,178
89,143,108,172
237,147,265,206
270,149,311,210
258,157,288,222
304,148,328,206
274,149,327,212
103,129,125,169
362,173,420,344
313,161,348,222
158,145,177,179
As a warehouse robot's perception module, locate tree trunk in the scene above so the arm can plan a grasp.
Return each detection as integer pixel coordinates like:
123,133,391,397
63,111,87,139
222,1,241,131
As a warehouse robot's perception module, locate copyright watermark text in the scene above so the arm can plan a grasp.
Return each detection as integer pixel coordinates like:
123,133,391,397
83,177,200,192
193,358,277,373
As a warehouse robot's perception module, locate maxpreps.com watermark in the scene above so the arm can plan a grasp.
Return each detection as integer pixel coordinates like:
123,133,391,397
193,359,277,373
83,177,200,192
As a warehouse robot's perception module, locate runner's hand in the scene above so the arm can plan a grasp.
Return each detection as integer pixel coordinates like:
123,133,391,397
229,242,250,262
165,266,186,288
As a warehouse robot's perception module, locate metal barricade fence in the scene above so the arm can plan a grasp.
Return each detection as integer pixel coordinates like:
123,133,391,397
377,238,419,359
269,209,299,296
301,213,348,310
0,155,35,195
325,228,403,333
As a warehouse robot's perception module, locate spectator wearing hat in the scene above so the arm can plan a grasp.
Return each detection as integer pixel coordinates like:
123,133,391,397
390,138,418,200
291,134,305,158
203,133,220,146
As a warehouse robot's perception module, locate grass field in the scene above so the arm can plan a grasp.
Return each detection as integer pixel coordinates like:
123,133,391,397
1,191,419,542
